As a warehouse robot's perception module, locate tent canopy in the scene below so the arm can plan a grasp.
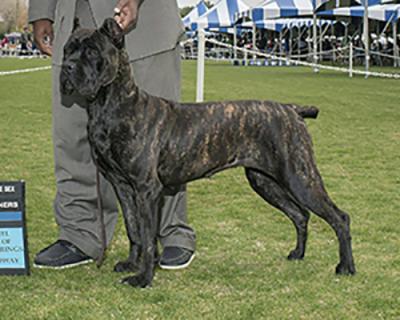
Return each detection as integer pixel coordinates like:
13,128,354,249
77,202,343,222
318,3,400,22
242,18,334,32
182,1,209,27
190,0,250,30
354,0,394,5
236,0,330,21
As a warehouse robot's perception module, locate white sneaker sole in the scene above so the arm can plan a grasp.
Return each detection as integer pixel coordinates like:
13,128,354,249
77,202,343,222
33,259,94,270
159,253,195,270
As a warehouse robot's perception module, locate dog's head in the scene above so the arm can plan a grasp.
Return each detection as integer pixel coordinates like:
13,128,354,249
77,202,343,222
60,18,125,103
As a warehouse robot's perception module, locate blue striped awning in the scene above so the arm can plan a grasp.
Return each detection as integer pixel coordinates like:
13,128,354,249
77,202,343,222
236,0,331,21
241,18,335,32
190,0,250,30
318,3,400,22
182,1,209,28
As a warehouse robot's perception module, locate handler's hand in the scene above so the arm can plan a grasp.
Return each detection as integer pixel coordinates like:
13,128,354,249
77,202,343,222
32,19,53,56
114,0,142,32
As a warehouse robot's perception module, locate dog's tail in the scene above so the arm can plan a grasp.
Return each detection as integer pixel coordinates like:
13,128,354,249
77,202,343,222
290,105,319,119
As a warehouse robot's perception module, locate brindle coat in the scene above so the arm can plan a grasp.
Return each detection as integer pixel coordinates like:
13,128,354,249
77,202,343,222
60,18,356,287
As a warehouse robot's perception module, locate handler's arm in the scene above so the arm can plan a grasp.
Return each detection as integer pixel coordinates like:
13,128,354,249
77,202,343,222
114,0,145,32
28,0,58,56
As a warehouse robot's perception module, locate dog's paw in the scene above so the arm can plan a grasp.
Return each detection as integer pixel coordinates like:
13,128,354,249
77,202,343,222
114,260,139,273
335,262,356,275
120,274,152,288
287,249,304,260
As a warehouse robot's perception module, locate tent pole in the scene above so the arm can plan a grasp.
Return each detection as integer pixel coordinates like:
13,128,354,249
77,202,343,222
298,27,301,59
393,21,399,67
196,28,205,102
308,28,312,60
313,12,319,72
382,17,392,35
299,27,307,60
349,41,353,78
363,0,369,78
252,23,257,59
233,25,237,60
332,23,336,63
279,31,283,65
319,25,323,64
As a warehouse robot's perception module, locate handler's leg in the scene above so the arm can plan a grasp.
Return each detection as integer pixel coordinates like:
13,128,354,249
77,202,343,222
131,46,196,268
34,65,119,268
53,65,119,257
34,0,119,268
35,66,118,268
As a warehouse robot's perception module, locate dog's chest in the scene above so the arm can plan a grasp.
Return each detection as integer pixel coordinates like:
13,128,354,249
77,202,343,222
86,112,114,166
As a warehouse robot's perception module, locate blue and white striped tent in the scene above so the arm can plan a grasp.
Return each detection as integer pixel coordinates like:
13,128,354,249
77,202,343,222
190,0,250,30
241,18,334,32
354,0,394,5
237,0,331,21
318,3,400,22
182,1,209,28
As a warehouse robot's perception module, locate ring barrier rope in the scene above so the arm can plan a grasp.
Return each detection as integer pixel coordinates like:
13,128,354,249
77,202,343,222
0,66,51,76
182,39,400,64
353,45,400,60
205,38,400,79
1,43,398,79
272,46,349,59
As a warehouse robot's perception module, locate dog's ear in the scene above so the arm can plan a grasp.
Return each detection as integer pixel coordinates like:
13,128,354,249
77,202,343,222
73,18,80,32
100,18,124,49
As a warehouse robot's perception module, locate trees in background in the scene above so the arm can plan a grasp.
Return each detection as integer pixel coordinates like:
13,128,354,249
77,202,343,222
180,0,213,17
0,0,28,35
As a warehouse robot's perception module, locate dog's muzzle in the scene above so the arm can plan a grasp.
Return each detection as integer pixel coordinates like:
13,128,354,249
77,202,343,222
60,63,76,96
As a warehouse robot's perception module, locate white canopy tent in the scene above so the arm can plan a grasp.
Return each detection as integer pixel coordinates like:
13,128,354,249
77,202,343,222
237,0,330,20
241,17,334,32
318,3,400,22
318,2,400,71
235,0,331,71
190,0,250,30
191,0,251,102
182,1,209,28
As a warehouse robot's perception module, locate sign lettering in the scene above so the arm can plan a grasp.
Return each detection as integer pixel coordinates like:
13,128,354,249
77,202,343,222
0,181,29,275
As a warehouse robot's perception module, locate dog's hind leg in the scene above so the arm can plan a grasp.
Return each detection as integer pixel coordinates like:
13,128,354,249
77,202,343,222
283,164,356,275
296,182,355,275
245,168,310,260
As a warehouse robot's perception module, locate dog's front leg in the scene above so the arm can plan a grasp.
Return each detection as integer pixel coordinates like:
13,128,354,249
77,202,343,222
121,181,163,288
111,180,143,273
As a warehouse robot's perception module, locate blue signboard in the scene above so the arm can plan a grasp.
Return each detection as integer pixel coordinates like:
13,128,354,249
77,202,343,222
0,181,30,275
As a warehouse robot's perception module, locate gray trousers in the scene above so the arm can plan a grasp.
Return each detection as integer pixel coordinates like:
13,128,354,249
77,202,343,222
51,0,195,259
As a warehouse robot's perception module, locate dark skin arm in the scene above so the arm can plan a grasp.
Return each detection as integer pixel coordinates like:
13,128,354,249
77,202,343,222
114,0,143,32
32,0,142,56
32,19,53,56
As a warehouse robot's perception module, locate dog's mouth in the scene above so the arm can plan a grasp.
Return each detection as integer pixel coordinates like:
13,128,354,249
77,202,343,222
60,71,75,96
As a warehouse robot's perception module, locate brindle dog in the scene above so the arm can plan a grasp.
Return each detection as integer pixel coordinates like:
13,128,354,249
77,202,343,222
60,18,356,287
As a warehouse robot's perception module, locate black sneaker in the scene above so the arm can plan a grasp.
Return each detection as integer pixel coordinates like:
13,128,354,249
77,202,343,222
33,240,93,269
159,247,195,270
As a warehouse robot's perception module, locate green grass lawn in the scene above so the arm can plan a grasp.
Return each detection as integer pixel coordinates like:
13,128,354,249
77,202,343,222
0,58,399,319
